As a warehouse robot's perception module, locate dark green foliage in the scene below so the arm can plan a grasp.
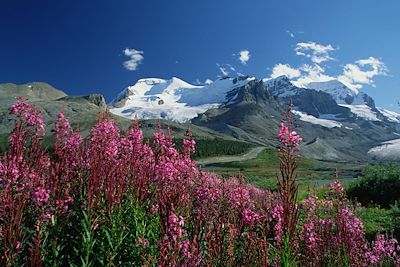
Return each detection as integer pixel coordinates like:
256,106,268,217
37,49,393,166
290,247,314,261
173,138,253,159
94,200,161,266
41,200,161,266
347,163,400,208
390,203,400,241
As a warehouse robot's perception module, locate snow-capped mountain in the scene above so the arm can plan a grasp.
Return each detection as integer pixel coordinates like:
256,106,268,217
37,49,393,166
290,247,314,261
191,76,400,161
307,80,372,106
377,107,400,123
110,75,399,126
109,76,255,122
107,75,400,161
263,75,302,97
265,78,390,123
303,79,400,124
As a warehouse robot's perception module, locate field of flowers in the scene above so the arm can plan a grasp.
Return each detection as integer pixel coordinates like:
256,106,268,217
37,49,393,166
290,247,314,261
1,98,400,266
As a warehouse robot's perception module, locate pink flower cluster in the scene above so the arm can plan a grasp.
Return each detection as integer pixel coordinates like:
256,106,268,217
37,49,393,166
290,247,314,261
9,97,45,135
365,234,400,265
33,187,50,207
330,179,344,193
278,122,303,149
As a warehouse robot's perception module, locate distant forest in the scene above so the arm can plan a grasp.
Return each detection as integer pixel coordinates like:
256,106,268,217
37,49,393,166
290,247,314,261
174,138,254,159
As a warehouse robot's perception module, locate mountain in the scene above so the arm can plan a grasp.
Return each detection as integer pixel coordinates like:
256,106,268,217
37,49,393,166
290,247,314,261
3,76,399,162
307,80,374,106
0,82,67,102
110,75,400,161
109,76,255,122
0,82,239,152
264,76,352,120
0,83,126,142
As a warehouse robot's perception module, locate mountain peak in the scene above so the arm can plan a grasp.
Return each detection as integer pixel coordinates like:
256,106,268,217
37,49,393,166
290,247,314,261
263,75,300,98
109,76,254,122
0,82,67,102
168,76,198,88
263,75,293,86
308,80,359,94
306,79,367,105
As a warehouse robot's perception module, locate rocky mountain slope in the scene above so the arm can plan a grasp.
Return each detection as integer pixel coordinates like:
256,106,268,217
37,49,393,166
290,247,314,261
2,77,400,162
110,76,400,161
0,82,235,152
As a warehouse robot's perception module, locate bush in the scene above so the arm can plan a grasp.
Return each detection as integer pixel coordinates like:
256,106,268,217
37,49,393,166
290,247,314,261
347,163,400,208
174,138,253,159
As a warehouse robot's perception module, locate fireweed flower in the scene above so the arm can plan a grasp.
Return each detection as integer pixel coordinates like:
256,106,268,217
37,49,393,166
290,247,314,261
329,179,344,193
272,202,284,242
10,98,45,136
242,208,259,226
303,195,318,213
364,234,400,264
150,204,159,214
33,187,50,207
278,122,303,149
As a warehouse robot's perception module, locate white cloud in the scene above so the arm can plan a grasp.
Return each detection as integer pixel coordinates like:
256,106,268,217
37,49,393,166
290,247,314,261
295,42,335,64
286,30,295,38
269,42,388,91
122,48,144,71
271,63,301,79
195,78,213,85
218,65,229,76
337,57,388,90
204,79,213,85
292,64,334,88
217,63,237,77
239,50,251,65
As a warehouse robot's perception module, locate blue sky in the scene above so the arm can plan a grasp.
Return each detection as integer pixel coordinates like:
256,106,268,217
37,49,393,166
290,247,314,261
1,0,399,110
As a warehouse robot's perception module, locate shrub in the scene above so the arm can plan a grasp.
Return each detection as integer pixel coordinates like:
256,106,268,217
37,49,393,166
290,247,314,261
347,163,400,207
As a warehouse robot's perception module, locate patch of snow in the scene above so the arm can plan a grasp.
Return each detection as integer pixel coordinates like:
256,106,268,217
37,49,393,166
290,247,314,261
368,139,400,159
263,75,301,97
292,110,342,128
109,76,255,122
339,104,381,121
307,80,366,105
377,107,400,123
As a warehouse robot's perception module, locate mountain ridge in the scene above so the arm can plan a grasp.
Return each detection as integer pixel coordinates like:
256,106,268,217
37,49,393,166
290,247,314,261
1,77,400,161
108,75,400,161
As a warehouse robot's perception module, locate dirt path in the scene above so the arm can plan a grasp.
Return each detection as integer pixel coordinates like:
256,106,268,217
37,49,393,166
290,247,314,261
196,146,265,166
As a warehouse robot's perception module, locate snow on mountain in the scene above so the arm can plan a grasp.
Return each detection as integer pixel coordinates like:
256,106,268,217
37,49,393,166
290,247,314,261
368,138,400,159
377,107,400,123
339,104,381,121
109,76,255,122
109,75,399,126
263,75,301,97
292,110,342,128
307,80,366,105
